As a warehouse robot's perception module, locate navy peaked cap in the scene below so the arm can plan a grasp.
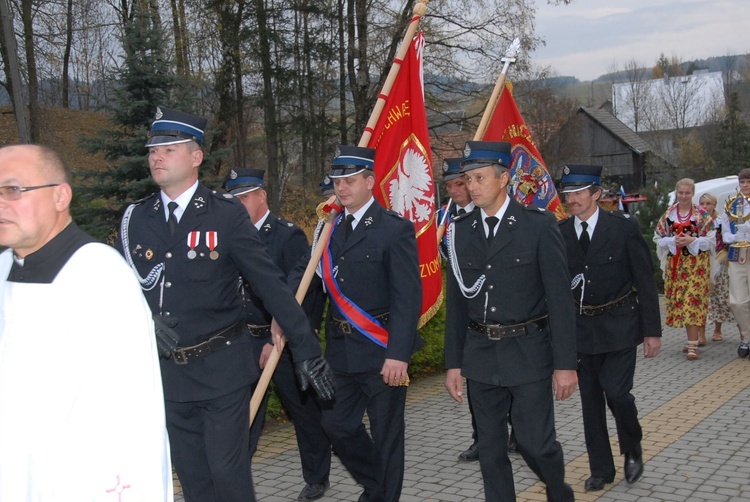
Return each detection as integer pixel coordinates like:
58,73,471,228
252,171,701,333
146,106,207,147
460,141,512,172
329,145,376,178
560,164,602,193
223,168,266,195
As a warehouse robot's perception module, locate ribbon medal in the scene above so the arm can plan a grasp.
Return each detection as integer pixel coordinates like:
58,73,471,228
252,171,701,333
187,231,200,259
206,231,219,260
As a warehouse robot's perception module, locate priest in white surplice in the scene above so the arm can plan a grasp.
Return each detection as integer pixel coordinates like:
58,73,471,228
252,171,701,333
0,145,172,501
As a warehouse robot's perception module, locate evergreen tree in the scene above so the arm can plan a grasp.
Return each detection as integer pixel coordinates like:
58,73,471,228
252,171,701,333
715,92,750,177
75,5,174,241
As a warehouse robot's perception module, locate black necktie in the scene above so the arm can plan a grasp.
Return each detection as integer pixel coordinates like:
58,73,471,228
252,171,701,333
457,208,466,215
345,214,355,240
485,216,499,245
580,221,590,253
167,201,179,236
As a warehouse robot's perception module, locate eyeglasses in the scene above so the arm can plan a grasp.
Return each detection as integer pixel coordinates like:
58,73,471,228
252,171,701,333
0,184,60,201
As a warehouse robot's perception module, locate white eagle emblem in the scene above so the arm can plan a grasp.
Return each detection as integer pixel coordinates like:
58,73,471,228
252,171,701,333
388,147,433,223
155,107,163,119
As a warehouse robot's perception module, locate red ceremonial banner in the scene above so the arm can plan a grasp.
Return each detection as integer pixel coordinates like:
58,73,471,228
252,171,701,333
482,82,566,220
367,32,442,326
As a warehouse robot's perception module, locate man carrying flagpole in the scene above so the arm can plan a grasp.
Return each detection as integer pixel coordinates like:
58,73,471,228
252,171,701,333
303,145,422,502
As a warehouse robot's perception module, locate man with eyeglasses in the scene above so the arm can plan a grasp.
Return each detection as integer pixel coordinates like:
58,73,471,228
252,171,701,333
0,144,172,500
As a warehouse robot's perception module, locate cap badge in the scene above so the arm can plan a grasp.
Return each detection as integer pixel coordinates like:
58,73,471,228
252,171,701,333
323,175,331,184
442,161,449,173
334,146,341,158
155,107,163,120
563,166,570,175
463,144,471,158
230,169,238,180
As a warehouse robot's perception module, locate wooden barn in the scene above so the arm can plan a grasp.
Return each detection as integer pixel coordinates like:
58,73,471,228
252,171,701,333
544,106,674,191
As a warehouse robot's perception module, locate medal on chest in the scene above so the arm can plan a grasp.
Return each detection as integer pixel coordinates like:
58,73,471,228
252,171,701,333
206,231,219,260
187,231,200,259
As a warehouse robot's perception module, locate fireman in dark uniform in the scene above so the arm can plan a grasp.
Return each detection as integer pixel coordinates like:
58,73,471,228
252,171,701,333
444,141,577,502
304,145,422,502
223,168,332,501
558,164,661,491
116,106,334,502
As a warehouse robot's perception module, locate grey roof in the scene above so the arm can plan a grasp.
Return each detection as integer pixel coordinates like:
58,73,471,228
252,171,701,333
579,106,655,155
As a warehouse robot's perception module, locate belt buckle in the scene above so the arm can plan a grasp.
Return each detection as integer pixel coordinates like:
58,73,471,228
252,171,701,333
172,349,188,365
486,325,502,340
340,321,351,334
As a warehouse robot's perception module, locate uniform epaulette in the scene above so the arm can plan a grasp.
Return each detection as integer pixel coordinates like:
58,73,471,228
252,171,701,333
558,215,572,225
609,210,633,220
383,208,405,219
210,189,240,203
273,215,295,228
451,208,475,223
522,203,547,213
131,192,158,206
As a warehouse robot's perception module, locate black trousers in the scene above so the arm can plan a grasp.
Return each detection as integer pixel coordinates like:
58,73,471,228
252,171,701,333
166,385,255,502
578,347,642,480
468,378,573,502
321,370,407,502
249,345,331,485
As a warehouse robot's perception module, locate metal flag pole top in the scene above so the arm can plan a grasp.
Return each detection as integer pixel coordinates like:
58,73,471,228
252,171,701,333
474,37,520,141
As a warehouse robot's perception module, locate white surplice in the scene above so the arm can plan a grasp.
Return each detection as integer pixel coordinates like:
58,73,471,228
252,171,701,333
0,243,172,501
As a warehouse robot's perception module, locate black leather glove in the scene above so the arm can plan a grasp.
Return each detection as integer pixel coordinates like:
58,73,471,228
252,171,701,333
153,314,180,359
295,355,335,402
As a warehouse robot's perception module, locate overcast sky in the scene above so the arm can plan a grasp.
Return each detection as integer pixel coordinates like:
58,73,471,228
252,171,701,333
531,0,750,81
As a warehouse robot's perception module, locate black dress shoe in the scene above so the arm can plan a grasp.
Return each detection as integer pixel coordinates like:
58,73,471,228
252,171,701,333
507,432,518,453
584,476,614,492
297,481,329,501
458,442,479,461
624,449,644,484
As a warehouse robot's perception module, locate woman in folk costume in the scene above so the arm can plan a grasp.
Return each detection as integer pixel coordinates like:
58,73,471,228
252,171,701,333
699,193,738,344
654,179,715,360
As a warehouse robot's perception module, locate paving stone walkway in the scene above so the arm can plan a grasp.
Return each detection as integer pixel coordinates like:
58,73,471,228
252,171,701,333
175,305,750,501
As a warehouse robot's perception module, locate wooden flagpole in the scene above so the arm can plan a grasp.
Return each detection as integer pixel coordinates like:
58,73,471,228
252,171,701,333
359,0,429,147
250,197,339,424
250,1,430,426
473,37,520,141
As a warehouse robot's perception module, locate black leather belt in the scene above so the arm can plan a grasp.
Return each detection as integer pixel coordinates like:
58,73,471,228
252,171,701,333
469,316,548,340
332,312,389,334
246,323,272,338
172,322,246,365
575,291,637,317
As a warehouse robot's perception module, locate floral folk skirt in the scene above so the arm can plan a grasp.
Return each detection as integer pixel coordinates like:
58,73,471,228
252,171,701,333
665,251,710,327
708,263,735,324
